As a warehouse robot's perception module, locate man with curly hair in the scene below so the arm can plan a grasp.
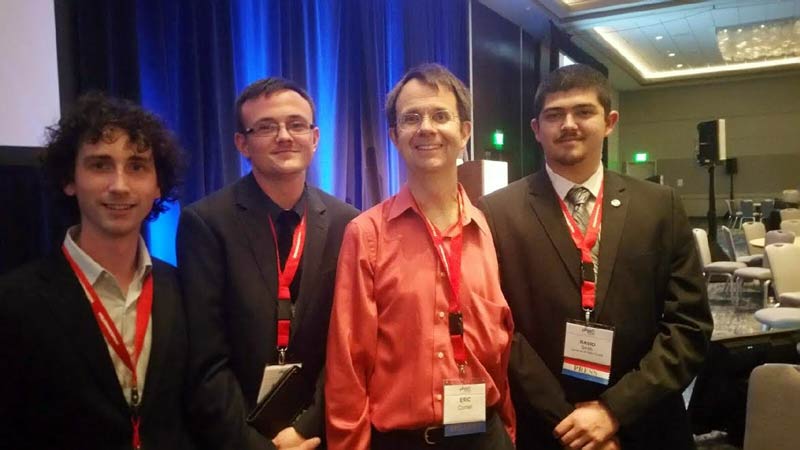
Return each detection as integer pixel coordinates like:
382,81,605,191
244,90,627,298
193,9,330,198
0,92,196,449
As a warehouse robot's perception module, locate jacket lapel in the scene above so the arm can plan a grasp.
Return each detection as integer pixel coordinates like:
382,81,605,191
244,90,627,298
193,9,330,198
140,264,173,414
234,174,279,301
43,254,129,410
594,171,629,316
527,170,582,287
291,188,329,339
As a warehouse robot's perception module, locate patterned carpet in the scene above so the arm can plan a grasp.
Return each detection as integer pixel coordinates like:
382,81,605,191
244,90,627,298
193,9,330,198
691,223,768,449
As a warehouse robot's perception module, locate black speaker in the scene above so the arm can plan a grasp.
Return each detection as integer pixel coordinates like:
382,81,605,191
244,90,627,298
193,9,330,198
697,119,727,163
725,158,738,175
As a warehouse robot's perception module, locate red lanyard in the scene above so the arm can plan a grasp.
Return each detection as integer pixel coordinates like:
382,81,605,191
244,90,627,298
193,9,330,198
62,244,152,450
556,185,604,322
267,209,307,364
414,191,467,371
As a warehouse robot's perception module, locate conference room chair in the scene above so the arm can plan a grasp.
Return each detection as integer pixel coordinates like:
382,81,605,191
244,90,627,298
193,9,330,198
765,243,800,307
782,189,800,205
743,364,800,450
759,199,775,224
780,208,800,221
739,199,757,225
719,225,763,308
720,226,762,266
725,199,743,228
692,228,746,299
742,221,766,257
780,219,800,237
754,243,800,330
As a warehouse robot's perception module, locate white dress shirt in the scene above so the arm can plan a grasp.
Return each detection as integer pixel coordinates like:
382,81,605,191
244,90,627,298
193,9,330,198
63,226,153,405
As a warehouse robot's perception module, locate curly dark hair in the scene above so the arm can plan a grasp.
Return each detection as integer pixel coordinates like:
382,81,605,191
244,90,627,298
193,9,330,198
42,92,185,221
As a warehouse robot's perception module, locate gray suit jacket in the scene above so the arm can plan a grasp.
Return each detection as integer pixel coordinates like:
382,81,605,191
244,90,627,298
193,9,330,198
177,174,358,450
479,169,713,450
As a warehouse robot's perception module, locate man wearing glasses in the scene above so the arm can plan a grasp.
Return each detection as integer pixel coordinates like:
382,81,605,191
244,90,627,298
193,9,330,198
177,77,358,450
326,63,515,450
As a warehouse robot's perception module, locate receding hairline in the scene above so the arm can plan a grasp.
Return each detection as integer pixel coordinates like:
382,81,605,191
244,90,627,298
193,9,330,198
393,79,462,112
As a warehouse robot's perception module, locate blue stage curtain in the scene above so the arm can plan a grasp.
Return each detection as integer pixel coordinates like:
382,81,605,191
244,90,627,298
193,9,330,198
136,0,468,262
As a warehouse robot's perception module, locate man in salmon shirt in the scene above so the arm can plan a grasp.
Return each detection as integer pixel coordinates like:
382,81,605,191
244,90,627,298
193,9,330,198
326,63,516,450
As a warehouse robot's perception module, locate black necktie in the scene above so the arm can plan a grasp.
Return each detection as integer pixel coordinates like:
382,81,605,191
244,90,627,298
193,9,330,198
276,210,299,270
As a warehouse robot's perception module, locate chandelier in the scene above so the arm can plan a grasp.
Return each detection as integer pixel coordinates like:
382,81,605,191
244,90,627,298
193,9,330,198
717,19,800,63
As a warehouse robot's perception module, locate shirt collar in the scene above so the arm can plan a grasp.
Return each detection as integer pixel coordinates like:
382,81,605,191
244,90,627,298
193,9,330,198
545,162,604,201
387,183,489,235
63,225,153,285
266,185,308,221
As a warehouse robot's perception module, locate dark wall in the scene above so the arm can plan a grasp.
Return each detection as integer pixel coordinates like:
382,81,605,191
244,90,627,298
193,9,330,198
471,1,542,182
1,0,139,275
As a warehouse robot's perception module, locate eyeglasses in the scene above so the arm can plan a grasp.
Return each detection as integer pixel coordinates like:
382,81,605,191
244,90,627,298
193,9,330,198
243,120,315,138
397,110,458,130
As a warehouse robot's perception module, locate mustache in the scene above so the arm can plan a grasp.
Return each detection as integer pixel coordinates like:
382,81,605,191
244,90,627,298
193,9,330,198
556,133,583,142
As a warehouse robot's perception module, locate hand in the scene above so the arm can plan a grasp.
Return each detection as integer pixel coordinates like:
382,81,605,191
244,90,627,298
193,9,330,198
272,427,320,450
283,438,321,450
597,436,621,450
554,401,619,449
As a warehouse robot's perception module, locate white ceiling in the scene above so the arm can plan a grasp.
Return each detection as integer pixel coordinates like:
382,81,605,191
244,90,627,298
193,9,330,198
480,0,800,90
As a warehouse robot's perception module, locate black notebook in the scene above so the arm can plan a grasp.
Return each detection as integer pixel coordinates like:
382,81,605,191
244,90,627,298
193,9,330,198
247,364,307,437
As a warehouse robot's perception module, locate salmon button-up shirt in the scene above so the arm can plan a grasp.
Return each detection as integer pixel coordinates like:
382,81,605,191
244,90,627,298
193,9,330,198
325,184,516,450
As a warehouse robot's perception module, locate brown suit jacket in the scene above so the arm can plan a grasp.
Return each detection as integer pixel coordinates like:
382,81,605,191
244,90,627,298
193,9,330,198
479,169,713,450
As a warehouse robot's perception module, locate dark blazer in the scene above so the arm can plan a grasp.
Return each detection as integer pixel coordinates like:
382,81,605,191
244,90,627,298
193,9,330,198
177,173,359,450
0,253,194,450
479,169,713,450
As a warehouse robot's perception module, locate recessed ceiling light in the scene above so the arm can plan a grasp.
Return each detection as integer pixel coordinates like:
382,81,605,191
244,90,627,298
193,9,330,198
737,28,743,32
676,64,684,68
760,24,765,28
668,52,676,57
655,35,663,40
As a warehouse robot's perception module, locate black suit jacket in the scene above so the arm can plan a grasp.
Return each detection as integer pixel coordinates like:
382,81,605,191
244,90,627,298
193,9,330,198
0,253,194,450
479,170,713,450
177,174,359,450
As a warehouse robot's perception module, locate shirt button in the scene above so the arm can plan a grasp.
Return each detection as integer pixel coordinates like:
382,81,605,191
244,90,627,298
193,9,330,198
437,352,444,359
439,271,446,278
435,394,443,401
438,311,446,319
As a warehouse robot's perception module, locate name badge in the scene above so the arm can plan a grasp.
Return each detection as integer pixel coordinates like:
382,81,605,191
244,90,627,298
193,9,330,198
442,381,486,436
562,320,614,385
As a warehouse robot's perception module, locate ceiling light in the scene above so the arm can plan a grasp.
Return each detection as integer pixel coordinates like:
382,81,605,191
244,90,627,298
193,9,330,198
668,52,676,57
717,18,800,63
655,35,663,40
676,64,684,68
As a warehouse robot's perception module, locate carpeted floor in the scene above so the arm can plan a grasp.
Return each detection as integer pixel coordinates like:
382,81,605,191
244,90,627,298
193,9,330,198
689,222,769,449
